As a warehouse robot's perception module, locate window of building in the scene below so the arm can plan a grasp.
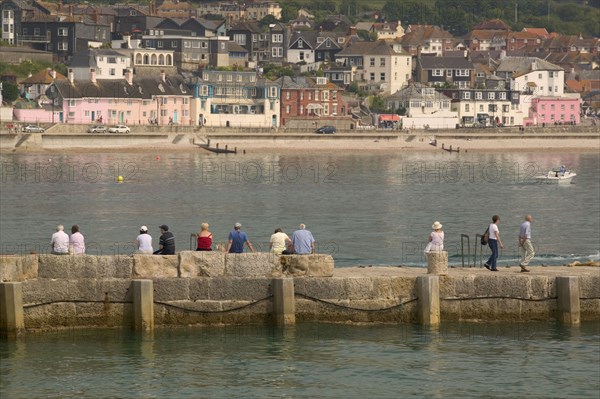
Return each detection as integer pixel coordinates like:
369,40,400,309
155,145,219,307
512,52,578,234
462,91,471,100
475,92,482,100
58,28,68,36
447,69,452,77
298,39,303,48
488,92,495,100
109,68,116,76
538,73,542,79
380,58,385,66
370,72,375,81
465,104,470,112
499,92,506,100
479,105,484,112
370,58,375,66
69,100,76,106
503,105,509,112
58,42,68,51
380,72,385,81
432,69,443,76
286,105,290,114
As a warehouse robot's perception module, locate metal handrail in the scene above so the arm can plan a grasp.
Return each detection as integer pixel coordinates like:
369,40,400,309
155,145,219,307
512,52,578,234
190,233,197,250
475,234,484,267
460,234,470,267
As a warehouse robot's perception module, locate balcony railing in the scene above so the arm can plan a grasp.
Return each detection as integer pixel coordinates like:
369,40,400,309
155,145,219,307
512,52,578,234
20,34,51,43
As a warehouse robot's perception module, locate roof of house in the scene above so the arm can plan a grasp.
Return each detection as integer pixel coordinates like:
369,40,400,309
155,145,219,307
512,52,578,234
419,56,474,69
399,25,453,47
495,56,563,77
50,75,189,100
472,19,512,31
337,40,403,57
385,82,451,101
21,68,66,84
521,27,551,38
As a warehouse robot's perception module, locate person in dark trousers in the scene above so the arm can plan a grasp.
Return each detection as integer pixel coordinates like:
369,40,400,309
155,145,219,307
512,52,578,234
154,224,175,255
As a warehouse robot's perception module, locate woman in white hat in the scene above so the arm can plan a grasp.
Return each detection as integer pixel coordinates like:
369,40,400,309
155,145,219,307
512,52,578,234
136,225,153,254
426,221,444,253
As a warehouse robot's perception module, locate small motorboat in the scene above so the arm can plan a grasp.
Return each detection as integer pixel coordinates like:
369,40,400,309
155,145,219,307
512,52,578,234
535,167,576,184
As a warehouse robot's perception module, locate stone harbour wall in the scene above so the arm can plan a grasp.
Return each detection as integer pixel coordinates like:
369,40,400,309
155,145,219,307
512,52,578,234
1,254,599,334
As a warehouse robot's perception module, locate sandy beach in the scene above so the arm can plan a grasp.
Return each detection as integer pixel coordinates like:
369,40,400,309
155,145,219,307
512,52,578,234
1,129,599,154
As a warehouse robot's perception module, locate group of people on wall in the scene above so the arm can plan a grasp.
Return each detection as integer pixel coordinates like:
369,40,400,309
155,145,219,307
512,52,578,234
423,214,535,272
50,216,535,269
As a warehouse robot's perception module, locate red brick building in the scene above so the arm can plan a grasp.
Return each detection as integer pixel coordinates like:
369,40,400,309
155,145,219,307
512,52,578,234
278,76,349,126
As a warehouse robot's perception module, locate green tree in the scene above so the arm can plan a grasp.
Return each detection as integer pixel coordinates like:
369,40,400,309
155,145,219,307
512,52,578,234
1,81,19,103
259,15,279,28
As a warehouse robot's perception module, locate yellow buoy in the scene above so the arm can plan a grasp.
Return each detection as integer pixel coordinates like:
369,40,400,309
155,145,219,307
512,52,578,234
117,175,124,183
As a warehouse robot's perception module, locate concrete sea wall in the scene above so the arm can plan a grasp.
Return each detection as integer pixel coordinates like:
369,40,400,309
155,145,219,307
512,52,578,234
1,254,599,334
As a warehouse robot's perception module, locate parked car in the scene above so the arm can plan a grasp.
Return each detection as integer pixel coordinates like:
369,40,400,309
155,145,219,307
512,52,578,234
22,124,45,133
87,125,107,133
108,124,130,134
315,125,336,134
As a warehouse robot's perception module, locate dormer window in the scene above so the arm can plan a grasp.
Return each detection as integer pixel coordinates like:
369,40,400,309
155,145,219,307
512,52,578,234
298,39,303,48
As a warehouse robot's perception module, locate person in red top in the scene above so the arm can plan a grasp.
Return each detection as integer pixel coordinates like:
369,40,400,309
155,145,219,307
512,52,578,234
196,222,213,251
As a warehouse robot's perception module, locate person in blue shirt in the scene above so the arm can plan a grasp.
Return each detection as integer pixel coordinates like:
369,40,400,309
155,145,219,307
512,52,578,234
290,223,315,255
226,222,255,253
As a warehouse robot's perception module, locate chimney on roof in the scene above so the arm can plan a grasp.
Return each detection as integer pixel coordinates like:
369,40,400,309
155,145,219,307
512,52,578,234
90,68,97,84
57,0,62,13
124,69,133,85
349,26,357,36
93,8,98,23
50,69,56,79
68,68,74,84
160,70,166,82
69,5,73,17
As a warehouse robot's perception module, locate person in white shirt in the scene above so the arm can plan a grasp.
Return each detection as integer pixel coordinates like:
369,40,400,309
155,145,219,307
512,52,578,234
136,225,153,254
518,215,534,272
51,225,70,255
484,215,504,271
269,228,291,255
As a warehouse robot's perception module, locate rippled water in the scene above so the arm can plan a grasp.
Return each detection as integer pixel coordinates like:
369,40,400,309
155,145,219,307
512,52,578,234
1,322,599,398
1,150,598,266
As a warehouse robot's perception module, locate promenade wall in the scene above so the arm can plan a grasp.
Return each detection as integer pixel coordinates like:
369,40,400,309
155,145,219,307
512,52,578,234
1,254,598,333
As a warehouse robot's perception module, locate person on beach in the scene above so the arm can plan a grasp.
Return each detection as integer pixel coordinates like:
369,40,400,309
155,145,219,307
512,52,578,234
270,228,291,255
69,225,85,255
518,215,534,272
484,215,504,271
51,225,70,255
289,224,315,255
227,222,255,253
154,225,175,255
136,226,153,254
196,222,213,251
425,221,444,253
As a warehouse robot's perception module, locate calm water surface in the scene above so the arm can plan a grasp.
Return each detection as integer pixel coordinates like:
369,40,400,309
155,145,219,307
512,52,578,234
1,150,598,266
1,322,599,399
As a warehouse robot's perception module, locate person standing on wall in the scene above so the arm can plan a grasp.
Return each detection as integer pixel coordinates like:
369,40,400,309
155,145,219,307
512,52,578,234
518,215,534,272
484,215,504,271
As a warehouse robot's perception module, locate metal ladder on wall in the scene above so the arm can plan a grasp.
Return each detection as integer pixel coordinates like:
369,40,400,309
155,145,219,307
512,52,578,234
461,233,496,267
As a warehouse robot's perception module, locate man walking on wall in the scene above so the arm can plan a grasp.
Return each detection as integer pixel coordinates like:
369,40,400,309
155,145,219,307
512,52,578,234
519,215,534,272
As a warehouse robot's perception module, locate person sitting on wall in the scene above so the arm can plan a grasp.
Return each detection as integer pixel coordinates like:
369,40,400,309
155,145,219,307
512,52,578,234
226,223,255,254
154,225,175,255
51,224,70,255
284,223,315,255
196,223,213,251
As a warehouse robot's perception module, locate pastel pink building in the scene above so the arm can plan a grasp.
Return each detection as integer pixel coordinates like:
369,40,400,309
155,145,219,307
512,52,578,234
526,96,581,126
40,69,193,126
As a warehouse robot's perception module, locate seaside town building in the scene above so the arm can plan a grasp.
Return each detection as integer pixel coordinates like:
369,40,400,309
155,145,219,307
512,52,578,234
190,70,280,128
335,40,412,94
1,4,597,127
15,69,192,125
278,76,349,127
